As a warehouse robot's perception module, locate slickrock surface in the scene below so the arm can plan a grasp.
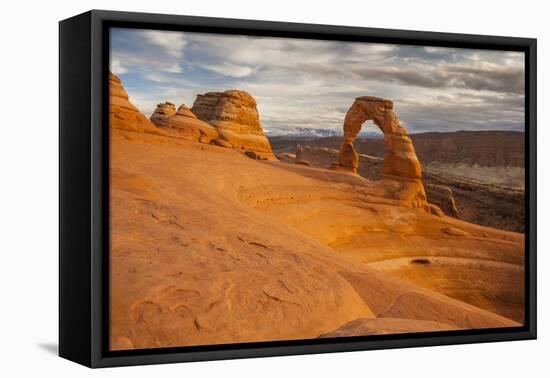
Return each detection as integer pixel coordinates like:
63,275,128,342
108,84,524,350
321,317,460,337
109,72,164,135
110,126,523,350
211,138,233,148
151,103,219,143
191,90,276,160
273,143,524,322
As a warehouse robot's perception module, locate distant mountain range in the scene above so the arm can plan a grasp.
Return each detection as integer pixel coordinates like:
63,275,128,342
269,130,525,168
264,127,381,138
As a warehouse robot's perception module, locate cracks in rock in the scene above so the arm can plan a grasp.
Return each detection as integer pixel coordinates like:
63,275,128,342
262,290,302,307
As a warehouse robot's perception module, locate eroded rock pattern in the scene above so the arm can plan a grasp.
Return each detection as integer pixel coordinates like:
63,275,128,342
109,129,523,349
150,102,177,124
109,72,163,135
107,85,525,350
151,103,219,143
191,90,276,160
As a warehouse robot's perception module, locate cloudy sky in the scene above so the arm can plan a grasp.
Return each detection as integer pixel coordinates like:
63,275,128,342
110,27,525,135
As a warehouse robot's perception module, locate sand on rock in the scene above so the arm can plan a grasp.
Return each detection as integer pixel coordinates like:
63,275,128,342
109,127,523,350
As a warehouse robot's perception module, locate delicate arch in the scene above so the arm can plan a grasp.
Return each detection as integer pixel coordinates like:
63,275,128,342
334,96,422,180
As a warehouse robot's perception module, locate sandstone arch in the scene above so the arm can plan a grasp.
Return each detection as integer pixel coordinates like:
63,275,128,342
333,96,431,210
334,96,422,179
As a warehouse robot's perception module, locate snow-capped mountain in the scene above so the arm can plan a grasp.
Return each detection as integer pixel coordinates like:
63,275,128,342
265,127,381,138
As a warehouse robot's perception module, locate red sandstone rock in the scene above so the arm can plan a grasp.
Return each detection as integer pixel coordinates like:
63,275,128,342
332,96,427,209
150,102,177,124
109,72,163,135
211,138,233,148
151,102,219,143
175,104,197,118
191,90,276,160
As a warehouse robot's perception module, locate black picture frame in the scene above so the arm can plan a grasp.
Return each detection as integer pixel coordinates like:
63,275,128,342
59,9,537,368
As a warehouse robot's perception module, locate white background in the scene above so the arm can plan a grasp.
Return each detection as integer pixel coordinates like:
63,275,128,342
0,0,547,376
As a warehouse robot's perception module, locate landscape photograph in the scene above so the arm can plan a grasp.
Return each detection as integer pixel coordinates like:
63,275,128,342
108,27,526,351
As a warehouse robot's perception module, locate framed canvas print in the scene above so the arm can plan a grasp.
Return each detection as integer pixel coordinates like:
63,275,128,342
59,10,537,368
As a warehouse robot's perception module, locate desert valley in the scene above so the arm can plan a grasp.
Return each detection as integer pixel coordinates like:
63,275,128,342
109,72,524,351
273,130,525,233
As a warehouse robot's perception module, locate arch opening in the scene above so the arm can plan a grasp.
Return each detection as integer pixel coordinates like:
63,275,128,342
333,96,422,181
353,120,385,181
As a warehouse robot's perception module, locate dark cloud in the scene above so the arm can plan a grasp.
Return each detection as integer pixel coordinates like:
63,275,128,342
303,63,525,95
395,92,524,133
110,28,525,134
445,65,524,94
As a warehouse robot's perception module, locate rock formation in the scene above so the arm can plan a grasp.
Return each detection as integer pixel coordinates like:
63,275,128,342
150,103,219,143
191,90,276,160
425,184,460,218
272,138,524,230
110,127,524,349
333,96,428,209
109,72,163,135
150,102,177,124
211,138,233,148
334,96,421,178
332,96,441,208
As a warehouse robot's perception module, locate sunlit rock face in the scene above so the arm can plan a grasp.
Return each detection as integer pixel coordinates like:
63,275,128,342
109,72,163,135
150,102,177,125
150,102,219,143
191,90,277,160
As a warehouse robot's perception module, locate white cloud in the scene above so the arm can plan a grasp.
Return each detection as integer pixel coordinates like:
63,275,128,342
204,63,255,78
141,30,187,58
110,58,127,74
424,47,449,54
161,63,183,73
110,51,183,75
110,29,188,75
112,28,525,134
